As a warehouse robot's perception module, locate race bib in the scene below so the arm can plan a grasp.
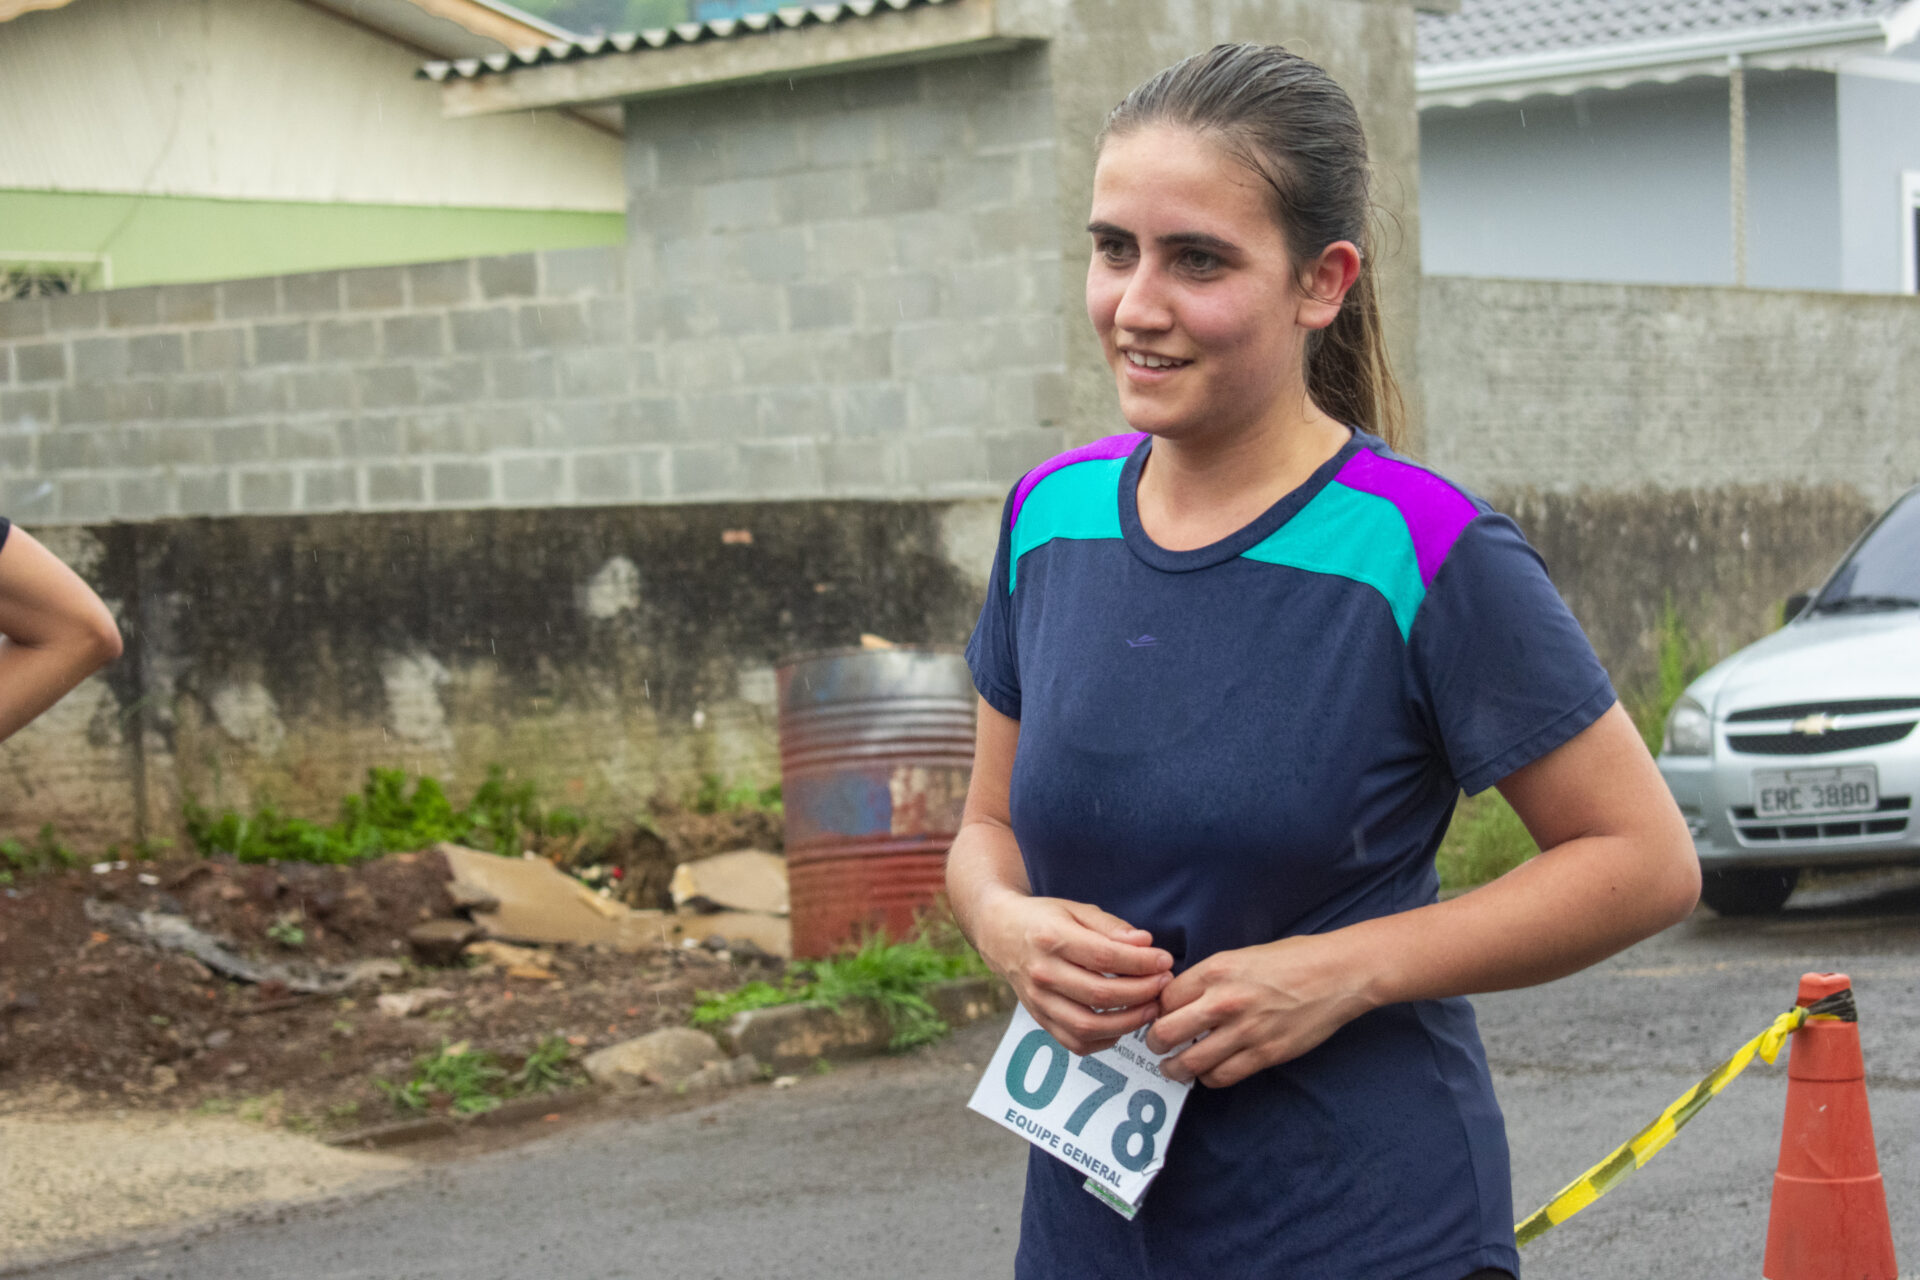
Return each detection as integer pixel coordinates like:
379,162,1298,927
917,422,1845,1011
967,1005,1193,1217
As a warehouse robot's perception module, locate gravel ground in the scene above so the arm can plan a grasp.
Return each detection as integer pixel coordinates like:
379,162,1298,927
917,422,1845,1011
0,1112,408,1270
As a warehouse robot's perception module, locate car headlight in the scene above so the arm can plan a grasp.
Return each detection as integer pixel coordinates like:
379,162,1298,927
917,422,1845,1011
1662,696,1712,756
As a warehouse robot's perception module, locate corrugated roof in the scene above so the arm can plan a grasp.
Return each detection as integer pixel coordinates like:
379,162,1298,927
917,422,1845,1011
418,0,951,81
1419,0,1908,65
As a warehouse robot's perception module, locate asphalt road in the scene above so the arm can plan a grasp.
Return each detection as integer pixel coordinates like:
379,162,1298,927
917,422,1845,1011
15,871,1920,1280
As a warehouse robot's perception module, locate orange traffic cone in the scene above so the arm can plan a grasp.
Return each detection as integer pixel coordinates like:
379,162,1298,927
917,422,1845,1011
1763,972,1897,1280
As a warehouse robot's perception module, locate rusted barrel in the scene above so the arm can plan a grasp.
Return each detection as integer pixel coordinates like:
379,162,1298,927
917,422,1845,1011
777,647,975,959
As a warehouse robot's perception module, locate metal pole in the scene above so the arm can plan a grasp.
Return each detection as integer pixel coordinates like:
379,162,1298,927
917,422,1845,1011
1730,54,1748,287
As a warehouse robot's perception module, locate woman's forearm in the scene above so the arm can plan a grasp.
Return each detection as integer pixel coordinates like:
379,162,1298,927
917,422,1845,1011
945,816,1032,954
1352,703,1700,1010
1344,822,1699,1012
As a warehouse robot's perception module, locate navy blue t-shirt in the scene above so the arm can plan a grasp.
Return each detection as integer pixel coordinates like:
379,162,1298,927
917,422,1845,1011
966,429,1614,1280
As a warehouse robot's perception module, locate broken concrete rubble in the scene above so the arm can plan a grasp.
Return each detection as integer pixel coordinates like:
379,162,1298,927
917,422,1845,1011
407,919,478,966
375,988,456,1018
581,1026,750,1090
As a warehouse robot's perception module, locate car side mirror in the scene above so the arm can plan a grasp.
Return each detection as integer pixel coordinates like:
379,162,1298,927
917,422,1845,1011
1783,592,1810,623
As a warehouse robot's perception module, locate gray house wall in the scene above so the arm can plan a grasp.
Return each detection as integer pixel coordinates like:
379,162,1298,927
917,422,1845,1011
1420,72,1844,291
1838,63,1920,293
1423,275,1919,683
622,52,1067,498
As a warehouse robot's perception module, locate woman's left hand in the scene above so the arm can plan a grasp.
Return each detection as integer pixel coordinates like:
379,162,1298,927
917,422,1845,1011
1144,933,1377,1088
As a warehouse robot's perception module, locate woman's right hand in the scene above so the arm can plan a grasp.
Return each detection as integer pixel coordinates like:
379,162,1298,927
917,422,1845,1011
973,889,1173,1055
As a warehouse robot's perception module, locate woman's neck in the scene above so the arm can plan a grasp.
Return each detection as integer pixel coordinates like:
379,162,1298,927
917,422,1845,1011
1135,400,1352,552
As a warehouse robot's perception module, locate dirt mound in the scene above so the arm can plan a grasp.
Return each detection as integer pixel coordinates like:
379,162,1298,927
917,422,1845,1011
0,847,772,1126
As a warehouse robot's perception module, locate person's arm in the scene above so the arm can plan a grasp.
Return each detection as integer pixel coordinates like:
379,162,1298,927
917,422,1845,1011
0,526,124,742
1146,702,1700,1086
947,696,1173,1055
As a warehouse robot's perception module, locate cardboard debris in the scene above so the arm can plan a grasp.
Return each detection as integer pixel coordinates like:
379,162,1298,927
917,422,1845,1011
669,850,789,916
434,843,791,957
436,843,637,947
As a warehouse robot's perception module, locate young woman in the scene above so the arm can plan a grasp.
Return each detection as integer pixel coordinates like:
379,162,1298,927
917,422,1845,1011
946,44,1700,1280
0,518,123,743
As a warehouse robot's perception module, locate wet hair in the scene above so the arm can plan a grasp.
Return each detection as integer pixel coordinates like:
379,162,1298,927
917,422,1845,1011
1101,43,1405,449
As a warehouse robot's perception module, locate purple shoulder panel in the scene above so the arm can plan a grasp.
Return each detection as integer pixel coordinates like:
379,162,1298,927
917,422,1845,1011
1333,448,1480,587
1008,433,1148,528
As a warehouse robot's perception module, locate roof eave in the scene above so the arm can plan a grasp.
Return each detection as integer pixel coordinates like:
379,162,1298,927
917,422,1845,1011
430,0,1035,117
1418,14,1900,109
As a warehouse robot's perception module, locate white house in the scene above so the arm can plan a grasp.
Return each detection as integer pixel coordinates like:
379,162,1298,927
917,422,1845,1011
1418,0,1920,293
0,0,624,292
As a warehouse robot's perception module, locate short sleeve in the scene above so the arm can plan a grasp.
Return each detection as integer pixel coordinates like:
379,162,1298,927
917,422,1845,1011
1409,513,1616,795
964,489,1021,721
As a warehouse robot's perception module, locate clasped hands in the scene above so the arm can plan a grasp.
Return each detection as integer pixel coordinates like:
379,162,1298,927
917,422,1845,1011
974,891,1377,1089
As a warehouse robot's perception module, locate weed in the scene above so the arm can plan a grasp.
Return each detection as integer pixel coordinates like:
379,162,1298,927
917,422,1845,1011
194,1097,236,1116
326,1100,361,1124
688,774,783,816
0,824,82,881
377,1039,507,1115
185,766,579,866
236,1092,285,1125
511,1035,577,1095
1435,790,1538,891
690,927,989,1051
266,915,306,949
375,1035,576,1116
1624,594,1712,753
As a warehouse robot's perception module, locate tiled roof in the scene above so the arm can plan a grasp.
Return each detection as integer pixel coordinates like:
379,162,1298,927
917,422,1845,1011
420,0,951,81
1419,0,1908,65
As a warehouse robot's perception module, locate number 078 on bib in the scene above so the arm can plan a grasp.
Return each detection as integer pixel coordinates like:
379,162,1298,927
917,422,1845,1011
967,1005,1194,1215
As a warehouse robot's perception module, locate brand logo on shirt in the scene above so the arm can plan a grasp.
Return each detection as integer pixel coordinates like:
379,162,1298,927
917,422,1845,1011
1124,635,1158,649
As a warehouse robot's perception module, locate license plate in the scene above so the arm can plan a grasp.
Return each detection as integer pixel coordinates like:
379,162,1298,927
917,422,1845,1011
1752,767,1878,818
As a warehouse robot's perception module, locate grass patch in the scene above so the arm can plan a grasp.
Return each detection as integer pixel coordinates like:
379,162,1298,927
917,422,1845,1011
185,766,584,866
1623,593,1713,754
688,773,783,816
375,1034,580,1116
0,824,82,885
1436,789,1538,892
690,927,989,1051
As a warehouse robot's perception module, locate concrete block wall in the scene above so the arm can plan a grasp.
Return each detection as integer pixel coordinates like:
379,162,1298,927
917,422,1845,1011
0,248,646,523
622,50,1069,499
0,51,1071,527
1422,275,1920,688
1423,276,1920,506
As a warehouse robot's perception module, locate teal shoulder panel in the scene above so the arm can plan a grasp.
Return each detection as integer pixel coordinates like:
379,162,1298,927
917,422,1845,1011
1240,482,1424,640
1009,457,1127,593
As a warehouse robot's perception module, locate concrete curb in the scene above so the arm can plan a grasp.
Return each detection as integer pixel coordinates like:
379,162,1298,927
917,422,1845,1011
325,1083,604,1149
325,976,1013,1148
717,975,1014,1075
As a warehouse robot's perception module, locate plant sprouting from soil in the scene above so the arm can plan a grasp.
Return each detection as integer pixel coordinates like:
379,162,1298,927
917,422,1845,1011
185,766,583,866
688,774,783,817
690,926,989,1051
375,1035,579,1116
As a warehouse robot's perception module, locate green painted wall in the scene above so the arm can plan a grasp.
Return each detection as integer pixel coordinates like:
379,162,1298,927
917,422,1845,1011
0,190,624,288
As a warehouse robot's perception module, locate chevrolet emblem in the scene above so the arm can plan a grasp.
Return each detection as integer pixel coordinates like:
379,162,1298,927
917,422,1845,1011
1790,713,1841,735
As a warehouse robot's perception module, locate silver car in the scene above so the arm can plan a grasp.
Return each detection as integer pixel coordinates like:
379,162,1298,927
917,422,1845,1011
1657,484,1920,915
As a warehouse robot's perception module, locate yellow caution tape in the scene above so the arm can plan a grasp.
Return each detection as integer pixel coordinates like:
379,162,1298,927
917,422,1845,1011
1515,1003,1831,1247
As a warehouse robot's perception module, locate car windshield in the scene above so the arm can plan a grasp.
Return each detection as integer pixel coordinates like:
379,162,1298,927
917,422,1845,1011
1813,489,1920,613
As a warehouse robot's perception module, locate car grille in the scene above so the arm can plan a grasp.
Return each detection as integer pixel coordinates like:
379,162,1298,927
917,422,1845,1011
1730,796,1912,844
1726,697,1920,723
1726,722,1917,755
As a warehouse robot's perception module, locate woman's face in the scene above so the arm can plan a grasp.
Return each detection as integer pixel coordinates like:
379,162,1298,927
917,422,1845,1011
1086,124,1337,442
